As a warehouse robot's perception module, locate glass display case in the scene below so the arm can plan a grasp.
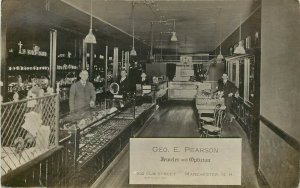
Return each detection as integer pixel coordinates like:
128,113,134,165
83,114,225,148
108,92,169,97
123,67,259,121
232,61,237,86
239,60,245,98
227,55,255,105
155,81,168,99
58,98,155,186
226,55,257,142
248,58,255,104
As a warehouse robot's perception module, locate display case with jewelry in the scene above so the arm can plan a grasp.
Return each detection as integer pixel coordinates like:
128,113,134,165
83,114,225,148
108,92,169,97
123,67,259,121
58,91,156,186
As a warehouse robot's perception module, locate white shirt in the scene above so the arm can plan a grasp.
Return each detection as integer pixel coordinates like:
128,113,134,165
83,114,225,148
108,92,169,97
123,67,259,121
80,80,86,86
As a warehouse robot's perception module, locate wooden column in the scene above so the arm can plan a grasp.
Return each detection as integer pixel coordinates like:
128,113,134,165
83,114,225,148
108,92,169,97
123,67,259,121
89,44,94,82
125,51,130,73
82,40,87,70
50,29,57,90
1,11,8,100
105,45,108,92
78,39,82,69
113,47,119,82
121,50,124,69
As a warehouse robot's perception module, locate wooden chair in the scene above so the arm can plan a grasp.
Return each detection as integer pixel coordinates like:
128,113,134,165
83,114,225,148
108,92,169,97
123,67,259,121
199,104,221,124
198,104,221,135
201,104,225,137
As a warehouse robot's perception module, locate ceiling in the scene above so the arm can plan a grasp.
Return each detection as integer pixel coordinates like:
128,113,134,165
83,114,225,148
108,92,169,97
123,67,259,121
61,0,259,54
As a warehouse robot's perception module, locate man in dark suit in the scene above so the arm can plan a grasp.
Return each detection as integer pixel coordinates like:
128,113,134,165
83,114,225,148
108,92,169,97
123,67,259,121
139,72,150,85
69,70,96,112
218,73,237,122
118,69,129,98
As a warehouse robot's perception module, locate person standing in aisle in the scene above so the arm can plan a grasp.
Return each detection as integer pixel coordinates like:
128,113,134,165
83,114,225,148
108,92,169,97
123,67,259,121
69,70,96,112
218,73,237,122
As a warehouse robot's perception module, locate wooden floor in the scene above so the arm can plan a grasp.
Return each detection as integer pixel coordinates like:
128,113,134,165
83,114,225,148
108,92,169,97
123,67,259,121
92,102,260,188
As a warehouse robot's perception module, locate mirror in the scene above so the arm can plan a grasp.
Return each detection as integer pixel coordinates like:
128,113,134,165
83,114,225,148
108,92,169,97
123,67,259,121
109,82,119,95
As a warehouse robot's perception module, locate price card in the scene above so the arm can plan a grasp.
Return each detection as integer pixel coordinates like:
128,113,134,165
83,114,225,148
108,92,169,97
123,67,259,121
130,138,241,185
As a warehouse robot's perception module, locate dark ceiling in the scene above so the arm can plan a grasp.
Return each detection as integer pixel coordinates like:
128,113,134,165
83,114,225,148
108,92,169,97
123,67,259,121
61,0,261,54
3,0,261,55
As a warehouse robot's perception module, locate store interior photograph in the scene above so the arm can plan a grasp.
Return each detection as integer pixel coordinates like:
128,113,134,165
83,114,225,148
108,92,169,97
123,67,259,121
1,0,300,187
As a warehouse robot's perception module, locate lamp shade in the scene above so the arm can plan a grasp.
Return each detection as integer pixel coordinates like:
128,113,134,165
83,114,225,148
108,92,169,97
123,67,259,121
234,41,246,54
130,48,137,56
170,32,178,42
216,54,224,61
150,54,154,60
84,29,97,44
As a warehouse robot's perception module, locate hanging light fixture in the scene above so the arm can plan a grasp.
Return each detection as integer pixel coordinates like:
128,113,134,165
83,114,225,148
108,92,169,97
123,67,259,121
160,32,163,59
171,32,177,42
130,1,137,56
234,11,246,54
84,0,96,44
216,8,224,62
170,19,178,42
150,22,154,60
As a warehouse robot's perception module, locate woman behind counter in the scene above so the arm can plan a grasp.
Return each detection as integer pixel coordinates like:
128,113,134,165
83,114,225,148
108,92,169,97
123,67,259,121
69,70,96,112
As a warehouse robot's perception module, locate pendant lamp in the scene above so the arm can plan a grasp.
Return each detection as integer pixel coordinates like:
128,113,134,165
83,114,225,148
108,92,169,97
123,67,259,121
171,32,178,42
216,8,224,62
130,1,137,56
234,12,245,54
150,22,154,60
170,20,178,42
216,52,224,61
84,0,96,44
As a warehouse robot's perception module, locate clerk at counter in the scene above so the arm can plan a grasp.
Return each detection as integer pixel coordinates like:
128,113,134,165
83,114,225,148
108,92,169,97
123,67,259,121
139,72,150,85
118,69,130,97
69,70,96,112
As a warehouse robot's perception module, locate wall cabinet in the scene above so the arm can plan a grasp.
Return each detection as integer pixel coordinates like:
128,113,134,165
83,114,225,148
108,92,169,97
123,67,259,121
226,55,259,156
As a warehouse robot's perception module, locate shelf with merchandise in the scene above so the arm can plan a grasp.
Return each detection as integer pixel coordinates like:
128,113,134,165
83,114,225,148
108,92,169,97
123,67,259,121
7,52,49,60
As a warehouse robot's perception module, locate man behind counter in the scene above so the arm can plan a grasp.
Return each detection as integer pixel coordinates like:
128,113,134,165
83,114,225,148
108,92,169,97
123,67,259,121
118,69,130,97
217,73,237,122
69,70,96,112
139,72,150,85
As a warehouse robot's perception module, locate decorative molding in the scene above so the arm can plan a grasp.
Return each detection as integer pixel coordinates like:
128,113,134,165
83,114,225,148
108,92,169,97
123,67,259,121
257,168,271,188
259,115,300,151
